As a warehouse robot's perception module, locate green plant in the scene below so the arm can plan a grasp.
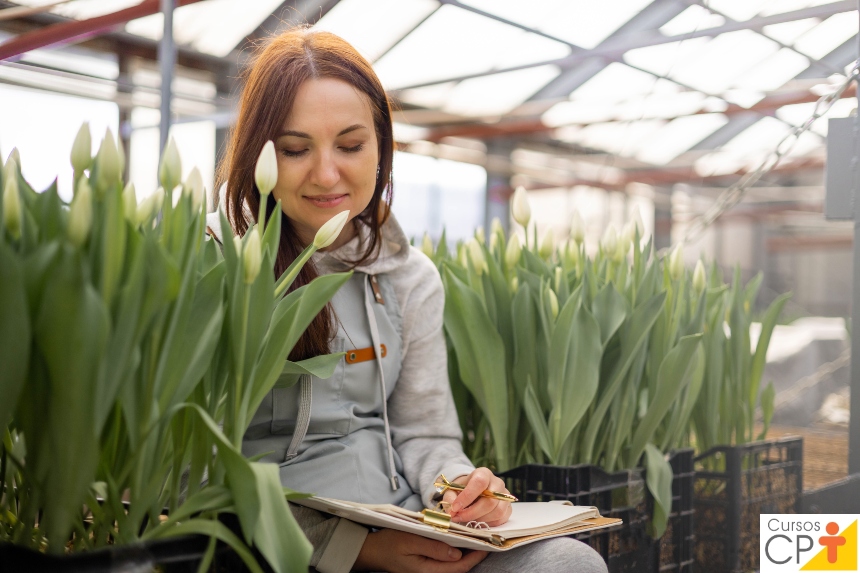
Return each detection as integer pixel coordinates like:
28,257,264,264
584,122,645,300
0,126,350,573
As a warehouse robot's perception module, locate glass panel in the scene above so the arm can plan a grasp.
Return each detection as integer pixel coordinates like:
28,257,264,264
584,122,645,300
623,37,712,78
659,5,725,36
762,19,821,44
635,114,729,165
9,0,144,19
373,4,570,90
570,63,678,103
776,97,857,136
705,0,770,21
461,0,656,49
793,13,859,59
442,65,560,117
759,0,843,17
558,119,665,156
314,0,438,62
730,48,810,92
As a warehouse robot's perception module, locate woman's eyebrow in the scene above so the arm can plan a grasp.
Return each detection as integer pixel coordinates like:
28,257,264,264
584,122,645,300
278,124,368,139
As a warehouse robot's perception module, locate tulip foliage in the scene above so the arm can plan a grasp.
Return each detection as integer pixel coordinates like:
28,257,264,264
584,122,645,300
430,204,789,539
0,129,350,573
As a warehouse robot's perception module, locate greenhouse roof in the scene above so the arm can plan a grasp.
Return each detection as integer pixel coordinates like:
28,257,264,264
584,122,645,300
1,0,858,190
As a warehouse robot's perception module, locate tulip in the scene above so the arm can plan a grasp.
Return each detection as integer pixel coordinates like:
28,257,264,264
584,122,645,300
490,217,504,237
621,221,636,251
67,178,93,247
538,228,554,259
70,122,92,173
563,240,580,267
489,232,498,253
3,168,21,239
511,186,531,229
547,288,559,320
458,245,469,268
467,238,486,275
243,228,262,284
185,167,205,211
693,260,706,294
96,130,120,190
233,235,244,257
421,233,434,257
158,137,182,193
669,245,684,280
554,266,564,294
117,132,125,177
122,182,137,222
8,148,20,170
255,141,278,197
510,276,519,292
135,188,164,227
475,226,485,245
631,206,645,239
505,234,522,269
314,210,350,249
601,224,618,257
570,210,585,244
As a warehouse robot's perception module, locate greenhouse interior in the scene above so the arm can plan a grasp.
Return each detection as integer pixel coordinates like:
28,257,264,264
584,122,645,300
1,0,860,572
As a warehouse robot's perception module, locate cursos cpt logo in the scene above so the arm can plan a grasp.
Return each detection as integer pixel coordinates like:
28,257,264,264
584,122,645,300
761,515,858,571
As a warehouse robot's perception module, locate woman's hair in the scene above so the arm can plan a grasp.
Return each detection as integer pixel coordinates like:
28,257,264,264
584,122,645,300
216,28,395,361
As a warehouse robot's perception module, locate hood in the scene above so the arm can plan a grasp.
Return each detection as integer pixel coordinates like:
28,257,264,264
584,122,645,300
205,207,412,276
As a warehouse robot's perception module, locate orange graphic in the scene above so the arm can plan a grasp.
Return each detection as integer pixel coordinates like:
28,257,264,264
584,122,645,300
801,520,858,571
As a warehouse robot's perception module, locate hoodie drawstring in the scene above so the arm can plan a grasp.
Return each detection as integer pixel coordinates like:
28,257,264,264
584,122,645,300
364,274,400,491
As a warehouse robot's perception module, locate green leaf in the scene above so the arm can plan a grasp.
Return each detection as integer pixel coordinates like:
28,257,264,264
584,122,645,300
0,244,30,432
511,284,539,404
591,283,629,348
757,381,776,441
275,353,345,389
749,293,791,414
147,518,265,573
643,444,672,539
523,381,553,461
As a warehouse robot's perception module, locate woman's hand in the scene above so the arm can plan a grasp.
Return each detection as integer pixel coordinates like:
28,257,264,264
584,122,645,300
353,528,487,573
442,467,513,527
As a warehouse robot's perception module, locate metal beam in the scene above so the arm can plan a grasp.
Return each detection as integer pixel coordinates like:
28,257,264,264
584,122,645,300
849,3,860,477
390,0,857,91
158,0,176,153
233,0,341,59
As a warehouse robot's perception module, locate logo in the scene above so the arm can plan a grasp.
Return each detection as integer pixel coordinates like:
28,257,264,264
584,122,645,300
761,515,858,571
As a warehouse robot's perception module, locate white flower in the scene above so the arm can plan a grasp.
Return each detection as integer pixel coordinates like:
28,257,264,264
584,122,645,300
505,234,522,269
547,288,559,320
570,210,585,244
421,233,434,257
122,182,137,222
71,122,92,173
135,188,164,226
255,140,278,197
467,238,486,275
158,137,182,192
96,129,120,189
511,186,531,229
510,275,519,292
243,228,262,284
184,166,205,211
67,178,93,247
490,217,504,237
314,210,349,249
669,245,684,280
233,235,244,257
621,221,636,250
538,228,554,259
117,132,125,177
3,167,21,239
475,226,485,244
631,206,645,239
693,260,706,294
564,240,580,267
601,224,618,257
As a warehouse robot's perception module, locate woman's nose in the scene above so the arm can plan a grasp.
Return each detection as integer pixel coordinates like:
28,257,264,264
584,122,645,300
309,150,340,189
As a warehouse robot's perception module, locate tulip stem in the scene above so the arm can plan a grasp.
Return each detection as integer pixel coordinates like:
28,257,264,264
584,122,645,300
273,244,316,299
257,196,267,234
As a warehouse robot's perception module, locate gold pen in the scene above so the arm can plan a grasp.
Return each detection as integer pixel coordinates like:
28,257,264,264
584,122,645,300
434,474,519,503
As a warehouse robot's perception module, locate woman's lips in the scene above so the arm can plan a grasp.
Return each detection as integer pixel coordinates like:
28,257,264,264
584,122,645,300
304,194,347,208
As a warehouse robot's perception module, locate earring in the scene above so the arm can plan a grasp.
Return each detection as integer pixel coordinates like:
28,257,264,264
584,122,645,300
376,165,381,179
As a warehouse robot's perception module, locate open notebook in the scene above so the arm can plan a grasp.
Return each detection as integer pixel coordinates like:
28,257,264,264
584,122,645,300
293,497,621,552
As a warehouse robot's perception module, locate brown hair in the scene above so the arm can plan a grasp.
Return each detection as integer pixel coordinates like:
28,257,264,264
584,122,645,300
216,27,394,361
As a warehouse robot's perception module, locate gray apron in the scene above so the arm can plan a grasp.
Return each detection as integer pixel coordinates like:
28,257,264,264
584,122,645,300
243,272,423,511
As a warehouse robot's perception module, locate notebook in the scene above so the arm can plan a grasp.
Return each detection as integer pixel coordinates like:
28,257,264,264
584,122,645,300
293,496,622,552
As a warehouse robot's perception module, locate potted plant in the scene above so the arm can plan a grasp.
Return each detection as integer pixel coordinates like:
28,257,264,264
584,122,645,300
0,126,351,572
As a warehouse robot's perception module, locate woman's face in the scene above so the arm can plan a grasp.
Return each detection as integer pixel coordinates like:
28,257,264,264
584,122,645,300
272,77,379,249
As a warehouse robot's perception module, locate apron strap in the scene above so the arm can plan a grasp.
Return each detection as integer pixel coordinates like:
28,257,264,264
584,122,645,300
284,374,312,461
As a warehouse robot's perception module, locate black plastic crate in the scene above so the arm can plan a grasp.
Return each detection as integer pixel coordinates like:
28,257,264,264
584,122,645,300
500,450,694,573
693,437,803,573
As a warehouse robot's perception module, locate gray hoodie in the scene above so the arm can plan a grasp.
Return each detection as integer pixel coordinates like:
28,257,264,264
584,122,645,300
206,211,474,573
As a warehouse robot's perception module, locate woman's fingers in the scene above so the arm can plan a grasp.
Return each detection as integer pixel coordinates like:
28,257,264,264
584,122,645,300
450,467,493,514
404,534,463,562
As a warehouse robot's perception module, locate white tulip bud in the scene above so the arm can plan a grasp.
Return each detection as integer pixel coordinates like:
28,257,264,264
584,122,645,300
570,209,585,244
489,231,498,253
67,178,93,247
3,168,21,239
693,260,706,294
255,140,278,196
669,245,684,280
122,182,137,222
621,221,636,250
71,122,92,173
631,206,645,239
548,288,559,320
135,188,164,227
158,137,182,192
475,226,485,245
458,244,469,268
243,228,262,284
116,132,125,177
8,148,20,170
421,233,434,257
490,217,504,237
505,234,522,269
511,186,531,229
601,224,618,257
96,129,120,190
233,235,244,257
564,240,580,267
184,166,205,211
313,210,350,249
538,228,554,259
467,238,486,275
510,276,519,292
554,266,564,293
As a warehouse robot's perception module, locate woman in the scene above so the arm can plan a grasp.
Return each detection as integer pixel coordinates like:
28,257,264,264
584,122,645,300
207,27,608,573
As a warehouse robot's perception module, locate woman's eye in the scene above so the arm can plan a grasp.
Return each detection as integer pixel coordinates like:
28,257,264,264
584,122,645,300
341,143,364,153
282,148,308,158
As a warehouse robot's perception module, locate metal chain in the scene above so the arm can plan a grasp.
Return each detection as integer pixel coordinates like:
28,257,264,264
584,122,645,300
681,60,860,246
